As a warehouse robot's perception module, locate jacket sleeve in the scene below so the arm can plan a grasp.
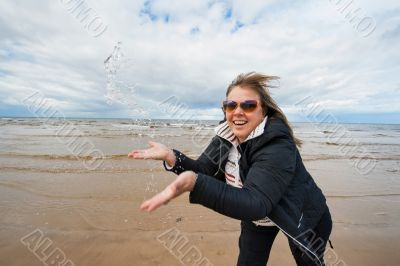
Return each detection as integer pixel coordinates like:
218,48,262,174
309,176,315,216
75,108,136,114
189,136,297,221
163,136,228,177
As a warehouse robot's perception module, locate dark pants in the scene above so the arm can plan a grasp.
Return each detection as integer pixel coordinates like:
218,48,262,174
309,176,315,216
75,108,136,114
288,209,333,266
237,209,332,266
237,222,280,266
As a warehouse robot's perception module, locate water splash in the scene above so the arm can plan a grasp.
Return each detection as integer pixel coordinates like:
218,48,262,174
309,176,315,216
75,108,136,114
103,42,162,201
104,42,145,116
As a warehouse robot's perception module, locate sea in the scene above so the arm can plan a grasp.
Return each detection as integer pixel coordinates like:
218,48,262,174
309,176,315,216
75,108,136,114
1,117,399,165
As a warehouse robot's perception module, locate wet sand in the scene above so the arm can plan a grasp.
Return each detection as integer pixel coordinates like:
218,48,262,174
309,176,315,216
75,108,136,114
1,159,399,265
0,119,399,265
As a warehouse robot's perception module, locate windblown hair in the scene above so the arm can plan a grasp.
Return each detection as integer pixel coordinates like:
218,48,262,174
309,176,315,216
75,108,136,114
226,72,302,147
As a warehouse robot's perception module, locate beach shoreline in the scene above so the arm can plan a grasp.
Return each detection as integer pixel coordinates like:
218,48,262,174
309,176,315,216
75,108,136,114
0,118,399,265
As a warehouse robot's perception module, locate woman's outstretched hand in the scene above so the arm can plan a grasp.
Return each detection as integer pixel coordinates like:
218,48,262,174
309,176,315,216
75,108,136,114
128,141,176,166
140,171,197,212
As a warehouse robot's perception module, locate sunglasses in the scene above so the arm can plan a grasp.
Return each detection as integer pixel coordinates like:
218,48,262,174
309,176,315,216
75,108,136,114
222,100,259,113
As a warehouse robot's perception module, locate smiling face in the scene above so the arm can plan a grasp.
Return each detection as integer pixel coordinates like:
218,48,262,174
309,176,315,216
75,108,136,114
225,86,266,143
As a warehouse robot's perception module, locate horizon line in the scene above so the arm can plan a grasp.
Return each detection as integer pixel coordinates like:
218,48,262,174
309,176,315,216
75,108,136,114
1,116,399,125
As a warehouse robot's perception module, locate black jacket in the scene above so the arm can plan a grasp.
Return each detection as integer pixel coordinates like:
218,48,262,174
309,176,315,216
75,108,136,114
165,117,329,264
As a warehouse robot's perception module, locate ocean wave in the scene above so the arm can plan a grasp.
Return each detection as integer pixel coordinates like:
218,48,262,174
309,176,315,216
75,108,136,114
305,140,400,146
325,142,348,146
111,124,150,129
5,132,185,138
386,169,399,173
373,133,392,137
0,166,164,173
0,119,218,129
0,153,126,160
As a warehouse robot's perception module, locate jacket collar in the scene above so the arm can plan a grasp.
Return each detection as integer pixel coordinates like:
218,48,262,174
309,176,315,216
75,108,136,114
215,116,268,145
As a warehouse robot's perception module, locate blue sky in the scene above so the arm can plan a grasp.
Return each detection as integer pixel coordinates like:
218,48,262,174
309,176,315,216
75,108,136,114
0,0,399,123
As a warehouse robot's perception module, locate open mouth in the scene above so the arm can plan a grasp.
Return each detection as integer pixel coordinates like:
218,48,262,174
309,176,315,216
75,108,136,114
233,120,248,126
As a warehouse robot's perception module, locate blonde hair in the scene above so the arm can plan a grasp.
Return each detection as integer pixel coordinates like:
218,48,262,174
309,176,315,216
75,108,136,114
227,72,302,147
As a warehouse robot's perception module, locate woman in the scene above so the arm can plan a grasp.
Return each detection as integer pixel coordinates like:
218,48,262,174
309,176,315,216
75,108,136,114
128,72,332,266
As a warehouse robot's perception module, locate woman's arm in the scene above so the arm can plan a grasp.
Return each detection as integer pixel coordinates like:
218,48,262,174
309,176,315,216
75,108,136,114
141,136,297,222
164,136,230,177
190,137,296,221
129,136,230,178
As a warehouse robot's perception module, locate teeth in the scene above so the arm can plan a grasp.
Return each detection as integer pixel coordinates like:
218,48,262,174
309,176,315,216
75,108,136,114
233,121,247,125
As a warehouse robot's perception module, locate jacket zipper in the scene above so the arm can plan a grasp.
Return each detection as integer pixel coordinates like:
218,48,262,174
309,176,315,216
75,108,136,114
268,216,323,266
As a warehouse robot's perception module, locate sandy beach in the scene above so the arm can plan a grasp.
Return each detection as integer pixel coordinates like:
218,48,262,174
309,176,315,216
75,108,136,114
0,118,399,265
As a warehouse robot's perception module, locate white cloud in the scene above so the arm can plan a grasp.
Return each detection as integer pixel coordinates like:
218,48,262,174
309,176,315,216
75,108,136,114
0,0,399,123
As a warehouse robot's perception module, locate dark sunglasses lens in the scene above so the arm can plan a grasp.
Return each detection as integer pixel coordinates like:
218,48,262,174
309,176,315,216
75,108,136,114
240,100,258,111
223,101,238,112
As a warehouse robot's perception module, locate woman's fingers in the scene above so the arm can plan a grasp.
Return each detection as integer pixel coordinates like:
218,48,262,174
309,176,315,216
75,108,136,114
139,172,196,212
128,142,165,160
128,148,157,159
127,151,137,157
140,186,175,212
128,150,147,159
148,140,157,147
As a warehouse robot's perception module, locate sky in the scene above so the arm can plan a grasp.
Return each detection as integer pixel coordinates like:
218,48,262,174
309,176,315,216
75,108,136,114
0,0,399,123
